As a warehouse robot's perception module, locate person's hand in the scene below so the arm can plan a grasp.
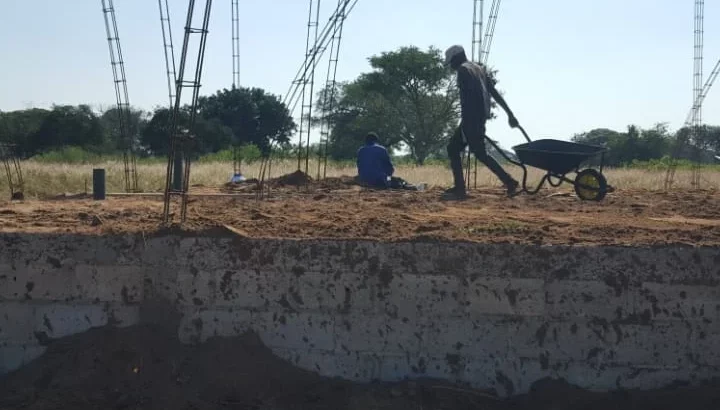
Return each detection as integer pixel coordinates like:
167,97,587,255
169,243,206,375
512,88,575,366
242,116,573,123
508,115,519,128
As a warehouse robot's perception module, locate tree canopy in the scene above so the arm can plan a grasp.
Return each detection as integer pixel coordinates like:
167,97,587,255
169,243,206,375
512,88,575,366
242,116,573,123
571,123,720,166
198,87,296,154
0,86,295,159
316,46,459,164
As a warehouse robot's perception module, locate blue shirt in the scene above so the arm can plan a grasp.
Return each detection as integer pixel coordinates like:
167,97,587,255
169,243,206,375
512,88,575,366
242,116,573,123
357,143,394,186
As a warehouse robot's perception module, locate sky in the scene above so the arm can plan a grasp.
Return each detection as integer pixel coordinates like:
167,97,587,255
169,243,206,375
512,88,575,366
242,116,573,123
0,0,719,149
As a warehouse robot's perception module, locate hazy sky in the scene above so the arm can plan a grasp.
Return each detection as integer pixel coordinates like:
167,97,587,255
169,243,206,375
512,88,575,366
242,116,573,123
1,0,718,148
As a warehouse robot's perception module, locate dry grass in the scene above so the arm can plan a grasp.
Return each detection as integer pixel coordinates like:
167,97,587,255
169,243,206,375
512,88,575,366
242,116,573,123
2,159,719,198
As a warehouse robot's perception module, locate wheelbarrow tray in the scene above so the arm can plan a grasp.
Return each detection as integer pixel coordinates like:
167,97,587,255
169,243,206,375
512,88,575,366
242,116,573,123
512,139,607,175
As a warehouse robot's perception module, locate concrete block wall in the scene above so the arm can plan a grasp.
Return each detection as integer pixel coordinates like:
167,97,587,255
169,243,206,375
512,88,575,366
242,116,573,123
1,233,719,397
0,234,141,373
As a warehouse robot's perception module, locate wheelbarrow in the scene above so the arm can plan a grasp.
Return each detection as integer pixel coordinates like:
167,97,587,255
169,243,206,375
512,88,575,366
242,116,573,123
485,127,612,201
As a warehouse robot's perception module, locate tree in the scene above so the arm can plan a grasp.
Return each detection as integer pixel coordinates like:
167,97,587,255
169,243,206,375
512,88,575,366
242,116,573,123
572,124,674,166
0,108,50,155
100,106,149,152
317,46,459,164
315,81,404,160
197,87,296,155
29,105,105,154
637,123,672,161
672,125,720,162
141,107,234,156
141,108,173,155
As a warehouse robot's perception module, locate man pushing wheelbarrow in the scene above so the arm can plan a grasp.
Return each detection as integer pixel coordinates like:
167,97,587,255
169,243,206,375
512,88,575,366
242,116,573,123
443,44,612,201
443,44,519,200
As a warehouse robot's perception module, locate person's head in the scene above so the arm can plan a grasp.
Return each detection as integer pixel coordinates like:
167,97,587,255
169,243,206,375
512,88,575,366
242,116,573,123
444,45,468,70
365,132,379,145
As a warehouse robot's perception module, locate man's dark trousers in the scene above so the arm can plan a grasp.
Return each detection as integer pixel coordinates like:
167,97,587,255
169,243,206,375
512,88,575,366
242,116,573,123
447,123,515,191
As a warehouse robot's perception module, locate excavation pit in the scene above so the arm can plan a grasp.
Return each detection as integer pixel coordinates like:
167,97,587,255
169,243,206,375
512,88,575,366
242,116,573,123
1,191,720,408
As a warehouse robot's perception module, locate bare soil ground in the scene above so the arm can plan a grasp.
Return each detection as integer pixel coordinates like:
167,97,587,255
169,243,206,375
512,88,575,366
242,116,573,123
1,175,720,245
1,325,719,410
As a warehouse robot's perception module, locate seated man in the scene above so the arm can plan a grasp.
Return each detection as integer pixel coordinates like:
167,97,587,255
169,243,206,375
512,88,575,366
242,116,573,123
357,132,395,188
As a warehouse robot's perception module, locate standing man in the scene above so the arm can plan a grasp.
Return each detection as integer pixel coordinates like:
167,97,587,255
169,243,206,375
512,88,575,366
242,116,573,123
444,44,519,199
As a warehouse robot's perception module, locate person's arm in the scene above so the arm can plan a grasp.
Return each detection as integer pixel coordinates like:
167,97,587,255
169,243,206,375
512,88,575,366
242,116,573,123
382,148,394,177
487,80,519,128
356,147,364,176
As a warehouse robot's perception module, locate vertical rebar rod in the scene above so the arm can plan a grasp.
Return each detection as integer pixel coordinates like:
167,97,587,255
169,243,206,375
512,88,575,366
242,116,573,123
231,0,241,88
158,0,178,107
318,0,350,179
283,0,358,114
471,0,484,62
481,0,502,65
297,0,321,173
304,0,322,175
0,143,24,199
101,0,138,192
259,0,358,197
297,0,314,170
163,0,214,224
468,0,485,190
690,0,704,188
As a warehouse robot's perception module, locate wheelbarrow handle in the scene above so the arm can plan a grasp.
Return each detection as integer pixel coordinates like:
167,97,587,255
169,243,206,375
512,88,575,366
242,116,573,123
517,125,532,143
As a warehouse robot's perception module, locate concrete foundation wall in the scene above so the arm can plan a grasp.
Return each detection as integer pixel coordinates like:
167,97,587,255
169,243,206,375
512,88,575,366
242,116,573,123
1,233,719,396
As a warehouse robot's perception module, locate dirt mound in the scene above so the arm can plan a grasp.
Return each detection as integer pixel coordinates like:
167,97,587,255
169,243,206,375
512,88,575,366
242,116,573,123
314,175,361,190
222,177,260,193
0,326,331,410
270,170,313,187
0,325,495,410
223,174,360,193
2,326,720,410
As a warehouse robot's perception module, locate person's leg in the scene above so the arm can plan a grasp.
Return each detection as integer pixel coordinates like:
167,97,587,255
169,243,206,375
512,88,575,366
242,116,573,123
361,176,388,189
389,176,402,189
468,127,518,194
447,126,467,193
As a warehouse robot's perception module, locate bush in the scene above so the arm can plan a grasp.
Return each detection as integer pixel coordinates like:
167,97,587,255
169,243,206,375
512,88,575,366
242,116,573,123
30,146,107,164
628,157,720,171
29,146,164,165
198,144,263,163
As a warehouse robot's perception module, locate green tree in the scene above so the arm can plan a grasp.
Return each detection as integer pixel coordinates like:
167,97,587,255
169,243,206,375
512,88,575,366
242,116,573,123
0,108,51,155
197,87,296,155
672,125,720,162
141,108,173,155
29,105,105,154
572,124,674,166
317,46,459,164
315,81,404,160
100,106,149,152
637,123,672,161
141,107,234,156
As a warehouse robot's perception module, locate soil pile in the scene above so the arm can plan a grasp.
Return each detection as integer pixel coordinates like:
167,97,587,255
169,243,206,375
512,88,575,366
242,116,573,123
270,170,313,187
1,326,720,410
222,177,260,193
314,175,361,190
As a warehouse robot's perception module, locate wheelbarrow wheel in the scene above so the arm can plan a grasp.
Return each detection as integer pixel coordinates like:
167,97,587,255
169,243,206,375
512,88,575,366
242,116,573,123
574,169,607,201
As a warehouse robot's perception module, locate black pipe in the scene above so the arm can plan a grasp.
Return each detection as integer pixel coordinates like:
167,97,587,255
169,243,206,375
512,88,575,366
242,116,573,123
173,155,183,191
93,169,106,200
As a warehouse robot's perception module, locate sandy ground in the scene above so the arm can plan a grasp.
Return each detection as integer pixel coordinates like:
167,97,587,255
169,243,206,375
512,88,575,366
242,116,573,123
1,176,719,246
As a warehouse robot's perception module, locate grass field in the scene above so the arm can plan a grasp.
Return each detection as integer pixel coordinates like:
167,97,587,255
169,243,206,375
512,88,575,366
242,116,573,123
2,159,719,198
